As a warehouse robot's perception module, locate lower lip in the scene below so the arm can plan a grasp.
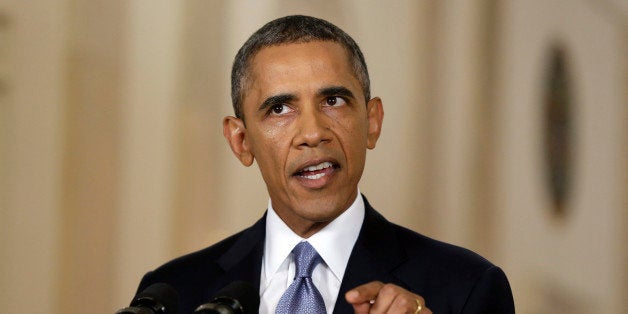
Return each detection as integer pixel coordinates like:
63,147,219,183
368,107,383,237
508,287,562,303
294,166,336,189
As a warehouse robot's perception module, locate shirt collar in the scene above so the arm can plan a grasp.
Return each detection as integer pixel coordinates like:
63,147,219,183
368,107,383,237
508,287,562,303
263,190,365,282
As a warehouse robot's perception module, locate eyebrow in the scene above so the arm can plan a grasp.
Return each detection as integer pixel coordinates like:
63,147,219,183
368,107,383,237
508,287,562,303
257,86,356,112
258,93,296,112
319,86,355,100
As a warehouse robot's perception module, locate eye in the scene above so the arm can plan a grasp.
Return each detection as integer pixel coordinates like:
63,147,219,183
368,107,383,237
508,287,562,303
324,96,346,107
269,104,292,115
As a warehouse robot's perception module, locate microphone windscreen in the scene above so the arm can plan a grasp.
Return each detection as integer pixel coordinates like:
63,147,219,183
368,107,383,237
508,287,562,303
132,283,179,314
213,281,259,314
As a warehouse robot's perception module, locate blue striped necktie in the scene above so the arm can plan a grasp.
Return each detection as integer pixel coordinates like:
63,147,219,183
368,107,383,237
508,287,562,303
275,241,326,314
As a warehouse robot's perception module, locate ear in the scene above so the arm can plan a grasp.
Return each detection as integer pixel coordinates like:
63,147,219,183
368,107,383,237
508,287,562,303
365,97,384,149
223,116,254,166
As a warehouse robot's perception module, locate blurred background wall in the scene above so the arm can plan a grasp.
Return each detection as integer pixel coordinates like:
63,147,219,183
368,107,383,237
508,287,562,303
0,0,626,313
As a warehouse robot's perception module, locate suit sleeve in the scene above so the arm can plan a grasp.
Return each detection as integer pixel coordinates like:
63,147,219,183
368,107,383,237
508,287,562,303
135,271,156,295
461,266,515,314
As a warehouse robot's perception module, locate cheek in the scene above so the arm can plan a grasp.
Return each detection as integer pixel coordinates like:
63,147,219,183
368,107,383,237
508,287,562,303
329,113,369,145
250,129,290,171
329,117,369,174
255,116,296,148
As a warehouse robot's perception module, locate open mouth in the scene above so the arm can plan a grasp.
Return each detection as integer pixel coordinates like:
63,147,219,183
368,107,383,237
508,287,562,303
294,161,338,180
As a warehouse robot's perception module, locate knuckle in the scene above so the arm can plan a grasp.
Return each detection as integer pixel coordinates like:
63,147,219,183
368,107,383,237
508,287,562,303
396,297,411,308
380,283,399,295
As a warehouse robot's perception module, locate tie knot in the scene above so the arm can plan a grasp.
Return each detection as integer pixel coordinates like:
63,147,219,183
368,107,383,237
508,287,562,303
292,241,321,278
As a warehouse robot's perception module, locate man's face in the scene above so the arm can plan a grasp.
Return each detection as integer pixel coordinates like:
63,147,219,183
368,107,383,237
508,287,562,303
224,41,383,237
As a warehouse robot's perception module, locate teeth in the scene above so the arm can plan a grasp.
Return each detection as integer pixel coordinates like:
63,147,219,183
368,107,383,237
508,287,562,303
303,173,325,180
299,161,333,180
302,161,333,172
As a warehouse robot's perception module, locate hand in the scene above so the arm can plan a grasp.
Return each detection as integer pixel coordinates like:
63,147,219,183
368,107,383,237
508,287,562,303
345,281,432,314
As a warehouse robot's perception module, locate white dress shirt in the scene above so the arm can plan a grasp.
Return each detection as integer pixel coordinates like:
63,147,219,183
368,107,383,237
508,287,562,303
259,191,365,314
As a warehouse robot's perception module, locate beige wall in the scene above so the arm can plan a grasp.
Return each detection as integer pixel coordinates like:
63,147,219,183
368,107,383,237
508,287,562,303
495,1,628,312
0,1,625,313
1,1,67,313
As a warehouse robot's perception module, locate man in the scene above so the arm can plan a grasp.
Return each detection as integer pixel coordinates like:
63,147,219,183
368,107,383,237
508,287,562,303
136,15,515,314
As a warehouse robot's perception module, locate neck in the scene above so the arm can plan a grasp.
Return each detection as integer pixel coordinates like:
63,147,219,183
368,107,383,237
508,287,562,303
290,221,330,238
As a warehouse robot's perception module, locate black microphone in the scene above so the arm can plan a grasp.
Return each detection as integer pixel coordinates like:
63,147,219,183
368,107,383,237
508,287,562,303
116,283,179,314
194,281,259,314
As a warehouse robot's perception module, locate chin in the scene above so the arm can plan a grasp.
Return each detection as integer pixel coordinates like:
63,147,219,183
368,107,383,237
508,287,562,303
297,203,345,223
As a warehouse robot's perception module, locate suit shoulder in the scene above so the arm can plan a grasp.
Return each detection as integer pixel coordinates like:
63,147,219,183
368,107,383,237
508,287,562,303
390,223,513,311
135,215,266,314
392,223,497,277
138,229,246,291
361,200,497,278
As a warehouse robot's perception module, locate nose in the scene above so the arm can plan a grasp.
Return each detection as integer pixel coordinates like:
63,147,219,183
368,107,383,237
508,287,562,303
294,108,331,148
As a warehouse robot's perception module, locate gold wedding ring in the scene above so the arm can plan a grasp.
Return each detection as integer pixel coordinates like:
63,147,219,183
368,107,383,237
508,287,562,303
414,299,423,313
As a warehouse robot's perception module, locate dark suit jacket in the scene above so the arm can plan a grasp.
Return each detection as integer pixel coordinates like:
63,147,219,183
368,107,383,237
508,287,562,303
137,196,515,313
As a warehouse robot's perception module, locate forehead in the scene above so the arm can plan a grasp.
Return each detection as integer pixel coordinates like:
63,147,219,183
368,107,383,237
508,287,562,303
244,41,359,100
251,40,350,69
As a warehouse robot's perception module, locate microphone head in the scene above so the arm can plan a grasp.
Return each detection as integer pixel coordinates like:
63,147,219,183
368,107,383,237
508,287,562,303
131,283,179,314
195,281,259,314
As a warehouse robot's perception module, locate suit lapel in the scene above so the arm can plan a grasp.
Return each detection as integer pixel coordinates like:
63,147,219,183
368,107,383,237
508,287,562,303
210,202,408,313
333,197,408,313
214,213,266,292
